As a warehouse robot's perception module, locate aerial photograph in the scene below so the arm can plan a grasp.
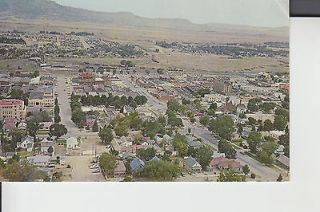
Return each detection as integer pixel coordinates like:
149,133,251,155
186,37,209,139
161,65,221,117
0,0,289,182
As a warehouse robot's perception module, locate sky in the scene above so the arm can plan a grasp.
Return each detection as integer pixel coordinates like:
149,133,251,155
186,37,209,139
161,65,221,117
54,0,289,27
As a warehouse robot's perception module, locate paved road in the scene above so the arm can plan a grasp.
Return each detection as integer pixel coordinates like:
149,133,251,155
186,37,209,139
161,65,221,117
118,75,167,115
121,74,287,181
181,120,287,181
55,75,80,137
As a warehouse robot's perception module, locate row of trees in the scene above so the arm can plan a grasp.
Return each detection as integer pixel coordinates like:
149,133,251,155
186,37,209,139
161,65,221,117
79,94,147,109
70,94,86,128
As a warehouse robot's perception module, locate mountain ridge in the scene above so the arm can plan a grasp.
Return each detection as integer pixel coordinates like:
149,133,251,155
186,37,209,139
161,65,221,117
0,0,289,33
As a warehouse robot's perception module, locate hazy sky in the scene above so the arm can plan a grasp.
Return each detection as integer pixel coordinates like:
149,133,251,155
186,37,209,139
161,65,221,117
54,0,289,27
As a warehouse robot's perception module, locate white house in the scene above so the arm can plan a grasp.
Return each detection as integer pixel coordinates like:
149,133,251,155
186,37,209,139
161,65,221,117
67,137,79,149
17,136,34,153
40,138,54,154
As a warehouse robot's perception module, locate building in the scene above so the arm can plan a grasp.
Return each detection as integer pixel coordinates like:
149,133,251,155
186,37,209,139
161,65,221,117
114,161,127,178
0,99,26,121
208,156,242,173
67,137,79,149
28,88,54,114
184,157,202,173
130,158,145,173
17,136,34,153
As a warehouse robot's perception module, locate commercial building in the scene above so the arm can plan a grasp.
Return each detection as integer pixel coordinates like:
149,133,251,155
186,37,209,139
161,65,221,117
0,99,26,121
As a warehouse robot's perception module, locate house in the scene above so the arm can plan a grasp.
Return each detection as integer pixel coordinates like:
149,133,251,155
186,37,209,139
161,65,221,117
186,136,203,149
122,105,135,114
184,157,202,173
66,137,79,149
114,161,127,177
150,156,161,162
41,138,54,154
17,136,34,153
130,157,145,173
276,155,289,169
3,117,18,131
27,155,51,167
274,145,285,155
208,156,242,172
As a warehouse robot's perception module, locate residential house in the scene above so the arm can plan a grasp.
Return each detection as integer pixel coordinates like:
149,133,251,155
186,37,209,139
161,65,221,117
130,157,145,173
208,156,242,173
114,161,126,178
17,136,34,153
66,137,79,149
184,157,202,173
41,138,54,154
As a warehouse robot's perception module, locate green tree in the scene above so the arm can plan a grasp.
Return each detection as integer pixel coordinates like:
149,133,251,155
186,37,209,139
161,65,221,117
172,134,189,157
134,95,148,105
49,124,67,138
194,145,213,169
92,120,99,132
274,115,288,131
263,119,274,131
99,153,117,176
200,115,210,126
217,170,246,182
277,174,283,182
71,108,85,128
26,119,40,139
114,123,129,137
99,127,114,145
247,132,263,153
242,165,250,176
247,98,262,112
218,139,236,159
142,160,180,181
137,147,156,161
208,116,234,140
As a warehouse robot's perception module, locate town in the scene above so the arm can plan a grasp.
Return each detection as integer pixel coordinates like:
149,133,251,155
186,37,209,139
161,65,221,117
0,30,289,182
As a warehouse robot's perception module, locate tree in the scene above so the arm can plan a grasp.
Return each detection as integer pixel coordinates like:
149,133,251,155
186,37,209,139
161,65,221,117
200,115,210,126
194,145,213,169
260,102,276,113
99,127,114,145
247,98,262,112
218,139,236,159
114,123,129,137
142,120,165,139
209,102,218,111
247,132,263,153
208,116,234,140
263,119,274,131
217,170,246,182
47,146,54,154
134,95,148,105
26,119,40,139
274,115,288,131
2,161,48,182
92,120,99,132
242,165,250,176
277,174,283,182
257,151,273,165
172,134,189,157
137,147,156,161
99,153,117,176
49,124,67,138
71,108,85,128
141,160,180,181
